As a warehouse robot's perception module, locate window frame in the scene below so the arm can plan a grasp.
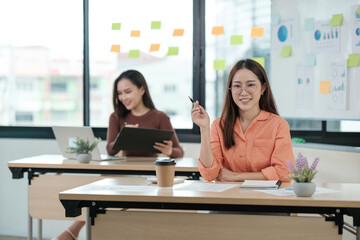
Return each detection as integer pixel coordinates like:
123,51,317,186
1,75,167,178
0,0,359,147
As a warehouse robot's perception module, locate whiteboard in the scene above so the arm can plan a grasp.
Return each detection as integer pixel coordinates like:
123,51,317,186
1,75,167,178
271,0,360,120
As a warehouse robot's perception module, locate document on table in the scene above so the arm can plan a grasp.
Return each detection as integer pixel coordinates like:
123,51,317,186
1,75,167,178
240,180,282,189
175,182,239,192
255,187,339,196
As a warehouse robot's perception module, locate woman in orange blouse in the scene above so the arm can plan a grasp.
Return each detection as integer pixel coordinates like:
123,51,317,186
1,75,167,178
191,59,294,182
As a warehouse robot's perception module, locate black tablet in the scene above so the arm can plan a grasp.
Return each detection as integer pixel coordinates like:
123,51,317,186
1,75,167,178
112,127,174,153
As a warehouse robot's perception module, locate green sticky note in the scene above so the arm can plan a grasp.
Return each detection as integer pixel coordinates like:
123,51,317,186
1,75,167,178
305,54,316,66
329,14,343,26
271,14,280,26
112,23,121,30
214,60,226,70
357,6,360,14
280,46,292,57
230,35,243,45
251,57,265,68
167,47,179,56
128,50,140,58
347,54,360,67
151,21,161,29
304,18,314,31
291,138,306,144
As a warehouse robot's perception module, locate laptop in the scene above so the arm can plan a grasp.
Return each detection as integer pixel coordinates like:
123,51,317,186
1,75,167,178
52,126,125,161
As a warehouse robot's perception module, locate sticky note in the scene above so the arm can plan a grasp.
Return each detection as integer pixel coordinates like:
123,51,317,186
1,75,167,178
319,81,330,94
347,54,360,67
304,18,314,31
250,27,264,38
167,47,179,56
128,50,140,58
280,46,292,57
357,6,360,14
173,29,184,36
110,45,120,52
151,21,161,29
329,14,343,26
212,26,224,35
150,44,160,52
251,57,265,68
271,14,280,25
131,31,140,37
112,23,121,30
305,54,316,66
230,35,243,45
214,60,226,70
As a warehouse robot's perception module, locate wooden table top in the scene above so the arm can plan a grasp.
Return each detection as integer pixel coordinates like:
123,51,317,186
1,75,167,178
8,154,199,172
59,177,360,208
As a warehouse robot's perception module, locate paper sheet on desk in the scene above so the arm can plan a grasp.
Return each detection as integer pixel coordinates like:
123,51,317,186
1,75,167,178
255,187,339,196
175,182,239,192
147,177,185,184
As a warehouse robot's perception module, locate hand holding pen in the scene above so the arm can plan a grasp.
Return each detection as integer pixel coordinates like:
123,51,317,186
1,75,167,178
189,96,210,128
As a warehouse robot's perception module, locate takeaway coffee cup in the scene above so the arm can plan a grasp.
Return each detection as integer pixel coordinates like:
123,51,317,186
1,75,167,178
154,158,176,187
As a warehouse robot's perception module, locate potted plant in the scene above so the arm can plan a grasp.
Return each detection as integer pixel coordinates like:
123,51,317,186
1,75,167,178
287,153,320,197
67,137,101,163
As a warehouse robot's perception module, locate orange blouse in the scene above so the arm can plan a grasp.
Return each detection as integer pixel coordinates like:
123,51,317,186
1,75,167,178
198,110,294,182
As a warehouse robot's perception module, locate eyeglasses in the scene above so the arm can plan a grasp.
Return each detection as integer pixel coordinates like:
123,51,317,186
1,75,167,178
229,83,259,94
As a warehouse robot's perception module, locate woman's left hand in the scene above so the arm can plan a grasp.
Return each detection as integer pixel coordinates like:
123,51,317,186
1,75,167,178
217,168,241,182
153,140,173,157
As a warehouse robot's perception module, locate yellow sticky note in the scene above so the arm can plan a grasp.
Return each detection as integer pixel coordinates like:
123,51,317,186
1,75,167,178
112,23,121,30
150,44,160,52
131,31,141,37
128,50,140,58
329,14,343,26
250,27,264,38
214,60,226,70
212,26,224,35
167,47,179,56
280,46,292,57
110,45,120,52
252,57,265,68
319,81,331,94
173,29,184,36
347,54,360,67
230,35,243,45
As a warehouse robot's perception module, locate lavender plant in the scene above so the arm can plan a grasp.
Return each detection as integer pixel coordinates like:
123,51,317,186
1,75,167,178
287,153,320,183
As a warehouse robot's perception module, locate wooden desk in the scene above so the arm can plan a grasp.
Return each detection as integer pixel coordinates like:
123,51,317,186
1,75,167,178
7,155,199,240
60,178,360,240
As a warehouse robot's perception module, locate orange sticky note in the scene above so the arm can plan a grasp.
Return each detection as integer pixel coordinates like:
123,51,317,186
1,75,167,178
173,29,184,36
131,30,141,37
110,45,120,52
212,26,224,35
251,27,264,38
150,44,160,52
319,81,331,94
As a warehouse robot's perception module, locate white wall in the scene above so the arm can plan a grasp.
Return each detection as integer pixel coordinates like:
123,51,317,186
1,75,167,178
0,138,359,239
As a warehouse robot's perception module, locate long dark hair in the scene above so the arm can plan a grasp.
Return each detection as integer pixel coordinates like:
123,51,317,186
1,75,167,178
112,70,155,117
220,59,278,148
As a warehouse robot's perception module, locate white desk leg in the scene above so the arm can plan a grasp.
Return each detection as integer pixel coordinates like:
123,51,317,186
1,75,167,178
85,207,91,240
28,214,32,240
38,219,42,240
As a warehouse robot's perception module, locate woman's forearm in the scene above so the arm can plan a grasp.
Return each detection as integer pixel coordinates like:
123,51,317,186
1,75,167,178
199,126,214,168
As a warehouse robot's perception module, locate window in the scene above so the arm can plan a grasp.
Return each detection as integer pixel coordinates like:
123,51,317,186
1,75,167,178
0,0,83,126
89,0,193,129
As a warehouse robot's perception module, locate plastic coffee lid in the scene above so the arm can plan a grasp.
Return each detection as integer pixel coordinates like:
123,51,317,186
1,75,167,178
154,158,176,166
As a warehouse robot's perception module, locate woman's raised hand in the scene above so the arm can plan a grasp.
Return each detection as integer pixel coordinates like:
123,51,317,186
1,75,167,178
191,101,210,128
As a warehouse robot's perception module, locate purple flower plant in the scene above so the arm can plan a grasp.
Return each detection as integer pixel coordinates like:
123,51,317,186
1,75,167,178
287,153,320,182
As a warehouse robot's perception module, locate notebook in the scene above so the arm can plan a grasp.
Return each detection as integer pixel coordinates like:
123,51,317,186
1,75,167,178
52,126,125,161
240,180,282,189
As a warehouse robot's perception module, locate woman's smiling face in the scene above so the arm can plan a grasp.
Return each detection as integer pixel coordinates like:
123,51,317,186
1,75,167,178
116,78,144,111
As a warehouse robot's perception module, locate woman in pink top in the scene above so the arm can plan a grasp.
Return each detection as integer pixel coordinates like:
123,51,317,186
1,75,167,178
191,59,294,182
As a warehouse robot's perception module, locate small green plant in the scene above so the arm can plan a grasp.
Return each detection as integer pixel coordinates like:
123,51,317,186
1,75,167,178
67,137,101,154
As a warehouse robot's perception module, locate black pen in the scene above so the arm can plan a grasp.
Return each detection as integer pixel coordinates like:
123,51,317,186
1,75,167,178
188,96,202,113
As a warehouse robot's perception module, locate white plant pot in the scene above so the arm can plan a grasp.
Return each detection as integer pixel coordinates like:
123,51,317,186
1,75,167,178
77,153,92,163
293,182,316,197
